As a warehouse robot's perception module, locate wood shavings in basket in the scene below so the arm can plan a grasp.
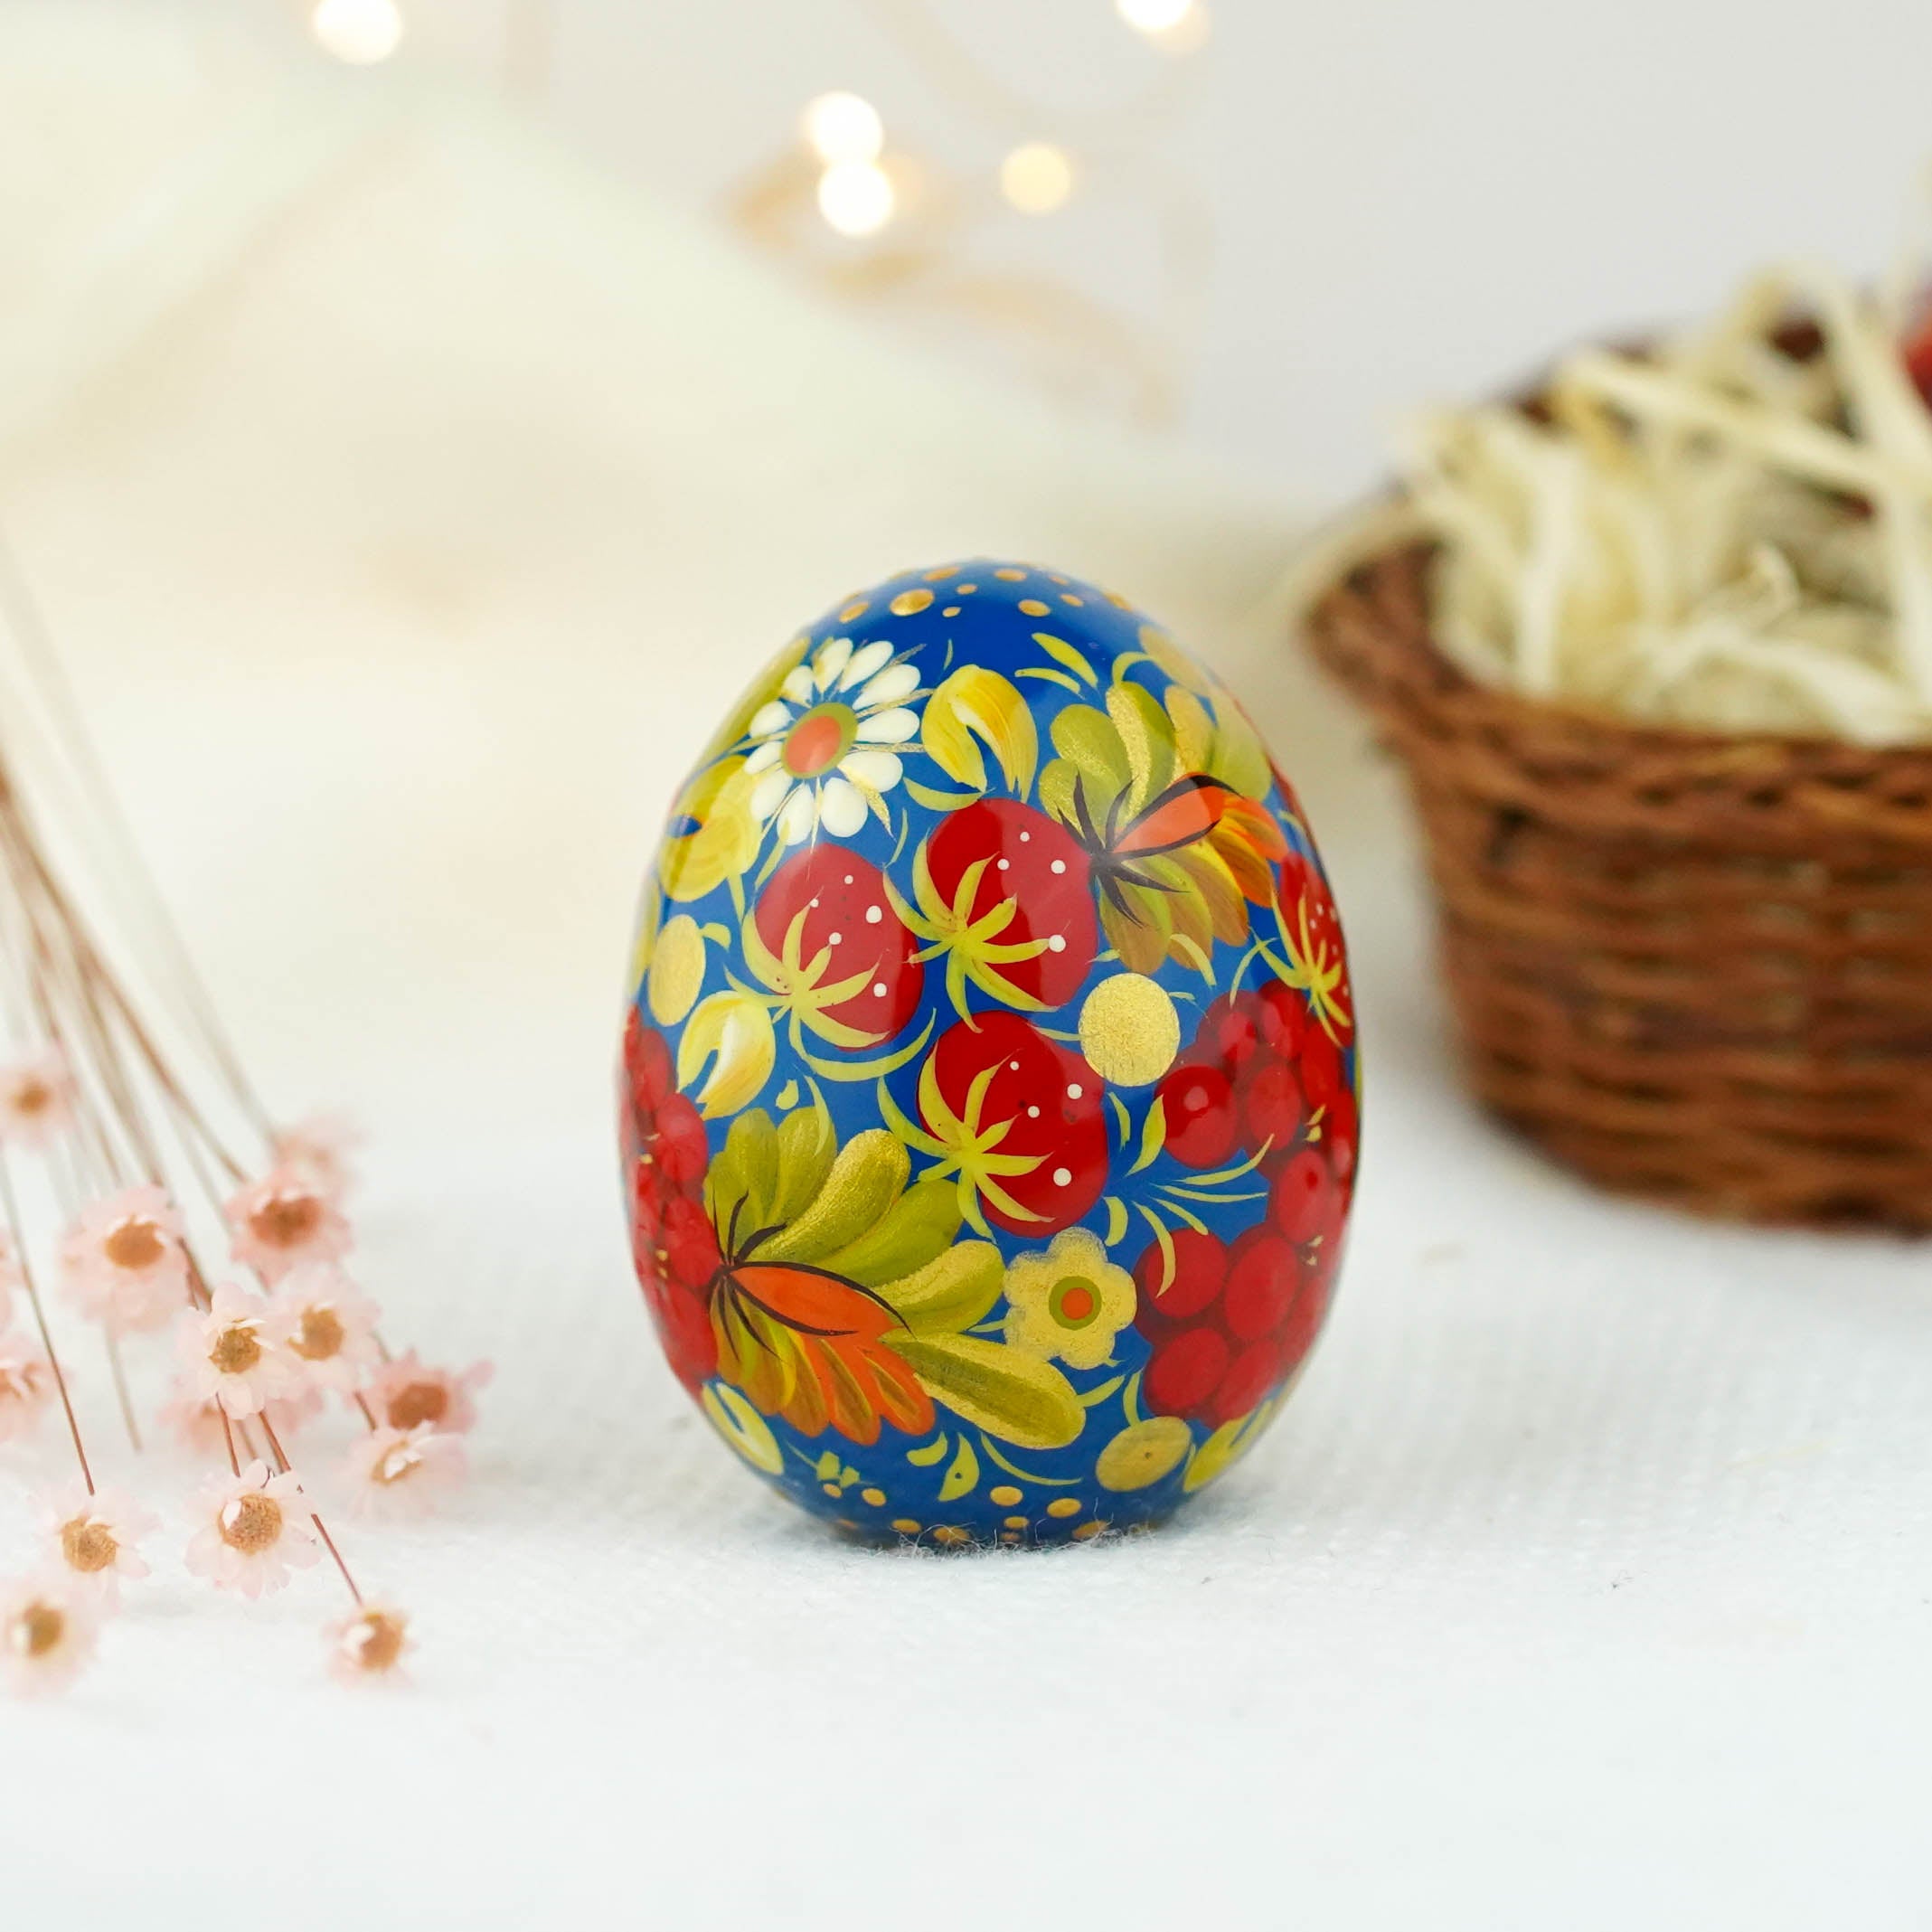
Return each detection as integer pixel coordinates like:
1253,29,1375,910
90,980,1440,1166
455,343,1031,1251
1297,255,1932,744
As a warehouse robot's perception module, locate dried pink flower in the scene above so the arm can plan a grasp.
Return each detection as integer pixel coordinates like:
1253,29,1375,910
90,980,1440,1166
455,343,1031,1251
271,1113,361,1202
157,1376,320,1456
184,1460,319,1599
58,1186,190,1335
342,1426,467,1519
37,1484,157,1602
363,1351,493,1436
0,1336,53,1444
327,1601,411,1683
0,1573,99,1697
270,1267,380,1394
0,1048,74,1149
174,1283,302,1418
224,1164,352,1286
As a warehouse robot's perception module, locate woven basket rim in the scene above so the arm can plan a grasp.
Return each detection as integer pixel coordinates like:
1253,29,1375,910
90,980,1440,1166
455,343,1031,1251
1342,537,1932,763
1310,541,1932,854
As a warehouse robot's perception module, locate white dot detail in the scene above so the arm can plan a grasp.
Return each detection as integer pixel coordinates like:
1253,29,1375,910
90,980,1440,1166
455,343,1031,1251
1027,1106,1041,1118
843,875,853,885
865,905,883,924
827,932,842,945
1066,1084,1083,1099
1051,1167,1072,1188
1009,1060,1021,1071
997,859,1010,871
1050,860,1067,875
872,984,887,997
1047,935,1066,952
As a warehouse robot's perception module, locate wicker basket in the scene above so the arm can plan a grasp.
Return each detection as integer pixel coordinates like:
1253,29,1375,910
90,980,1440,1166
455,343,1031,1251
1308,541,1932,1229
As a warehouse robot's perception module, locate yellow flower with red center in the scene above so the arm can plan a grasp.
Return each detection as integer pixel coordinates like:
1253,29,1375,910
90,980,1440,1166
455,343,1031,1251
1001,1227,1136,1372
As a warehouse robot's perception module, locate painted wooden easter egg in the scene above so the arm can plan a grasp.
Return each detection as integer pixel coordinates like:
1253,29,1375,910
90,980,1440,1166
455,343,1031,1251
619,561,1358,1546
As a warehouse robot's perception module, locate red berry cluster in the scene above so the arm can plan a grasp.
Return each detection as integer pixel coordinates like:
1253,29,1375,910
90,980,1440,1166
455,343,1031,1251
1133,979,1356,1427
622,1012,720,1391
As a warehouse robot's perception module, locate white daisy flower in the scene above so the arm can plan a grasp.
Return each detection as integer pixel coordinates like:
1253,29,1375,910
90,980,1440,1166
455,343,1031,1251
743,636,921,844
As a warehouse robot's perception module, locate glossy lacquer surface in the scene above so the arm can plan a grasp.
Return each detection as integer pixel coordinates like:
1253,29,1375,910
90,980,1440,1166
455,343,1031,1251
620,561,1358,1545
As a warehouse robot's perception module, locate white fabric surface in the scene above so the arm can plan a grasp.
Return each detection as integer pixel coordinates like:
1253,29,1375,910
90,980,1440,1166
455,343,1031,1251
2,9,1930,1927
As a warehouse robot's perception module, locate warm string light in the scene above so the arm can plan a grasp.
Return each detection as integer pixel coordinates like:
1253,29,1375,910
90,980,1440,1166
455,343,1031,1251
999,142,1075,216
310,0,405,66
1116,0,1211,52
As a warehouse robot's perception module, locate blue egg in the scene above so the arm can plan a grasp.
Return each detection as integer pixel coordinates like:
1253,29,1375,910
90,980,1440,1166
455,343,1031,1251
620,561,1357,1546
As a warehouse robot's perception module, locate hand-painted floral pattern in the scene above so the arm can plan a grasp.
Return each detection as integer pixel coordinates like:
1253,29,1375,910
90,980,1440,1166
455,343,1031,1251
620,561,1359,1545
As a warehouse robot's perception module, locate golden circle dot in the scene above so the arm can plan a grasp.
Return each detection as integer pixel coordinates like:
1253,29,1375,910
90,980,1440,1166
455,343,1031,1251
1071,1521,1108,1541
958,582,977,593
942,605,960,617
994,568,1026,581
821,1482,843,1498
1003,1514,1029,1530
931,1525,972,1548
923,565,957,581
838,600,869,622
860,1487,886,1506
1046,1497,1082,1520
1018,598,1051,617
1106,590,1132,608
988,1484,1023,1507
1000,1531,1023,1545
1047,573,1069,583
1061,593,1084,606
890,589,934,617
1079,972,1181,1087
891,1518,921,1535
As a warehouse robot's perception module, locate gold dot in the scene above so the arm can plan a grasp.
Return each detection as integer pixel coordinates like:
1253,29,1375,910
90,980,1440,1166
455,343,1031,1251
942,606,960,617
923,565,957,581
1061,593,1084,606
988,1484,1023,1507
1106,590,1131,608
1070,1521,1108,1541
1096,1416,1193,1492
1079,972,1181,1087
891,1518,921,1534
931,1525,972,1548
821,1482,843,1498
1004,1513,1029,1529
1046,1497,1082,1520
1047,573,1070,584
958,583,977,593
860,1487,886,1506
1018,598,1051,616
838,600,869,622
890,589,934,617
1000,1531,1023,1545
994,568,1026,581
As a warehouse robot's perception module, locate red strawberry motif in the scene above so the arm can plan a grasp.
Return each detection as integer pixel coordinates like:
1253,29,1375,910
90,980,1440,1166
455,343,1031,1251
756,849,923,1041
1275,849,1352,1046
1908,305,1932,408
921,1011,1107,1234
919,799,1098,1011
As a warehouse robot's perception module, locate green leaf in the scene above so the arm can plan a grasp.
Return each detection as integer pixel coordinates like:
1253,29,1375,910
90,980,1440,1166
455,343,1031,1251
875,1239,1003,1336
1049,704,1130,798
819,1176,963,1289
759,1130,909,1264
1103,1194,1129,1245
907,1433,950,1467
885,1334,1083,1450
1016,666,1084,694
1106,680,1177,810
938,1435,981,1502
707,1108,777,1234
770,1104,837,1227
